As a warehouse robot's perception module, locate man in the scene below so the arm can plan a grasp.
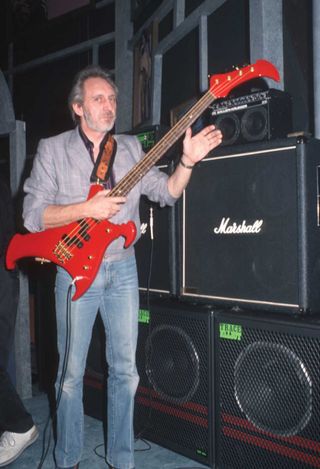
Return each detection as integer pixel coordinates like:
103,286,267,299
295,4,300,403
23,65,222,469
0,177,38,467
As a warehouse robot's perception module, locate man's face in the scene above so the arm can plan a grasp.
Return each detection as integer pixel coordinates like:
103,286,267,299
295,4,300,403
75,77,117,133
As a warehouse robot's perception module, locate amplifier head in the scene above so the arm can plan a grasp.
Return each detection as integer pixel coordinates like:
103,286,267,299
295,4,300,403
208,89,292,146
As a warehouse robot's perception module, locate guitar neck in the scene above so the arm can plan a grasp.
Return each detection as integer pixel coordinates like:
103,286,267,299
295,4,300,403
109,89,215,197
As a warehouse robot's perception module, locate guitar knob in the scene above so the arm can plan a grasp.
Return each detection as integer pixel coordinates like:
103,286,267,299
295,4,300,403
83,265,90,270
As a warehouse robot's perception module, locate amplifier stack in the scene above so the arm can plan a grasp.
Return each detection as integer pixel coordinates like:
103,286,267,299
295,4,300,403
83,117,320,468
132,136,320,467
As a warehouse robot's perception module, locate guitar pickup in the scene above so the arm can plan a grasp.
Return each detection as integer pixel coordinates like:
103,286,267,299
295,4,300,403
62,233,84,248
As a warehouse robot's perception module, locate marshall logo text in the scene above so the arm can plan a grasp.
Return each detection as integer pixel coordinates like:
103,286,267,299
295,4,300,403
213,217,263,234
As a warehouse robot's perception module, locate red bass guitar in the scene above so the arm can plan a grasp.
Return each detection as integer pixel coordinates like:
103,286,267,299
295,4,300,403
6,60,280,300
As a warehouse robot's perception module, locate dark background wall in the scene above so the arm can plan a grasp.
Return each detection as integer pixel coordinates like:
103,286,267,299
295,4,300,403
283,0,314,134
0,0,314,159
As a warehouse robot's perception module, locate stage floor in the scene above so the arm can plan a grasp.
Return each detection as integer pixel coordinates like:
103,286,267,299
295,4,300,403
9,386,208,469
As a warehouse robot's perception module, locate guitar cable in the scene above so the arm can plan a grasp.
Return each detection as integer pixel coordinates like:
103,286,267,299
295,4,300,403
149,206,154,241
134,204,156,444
37,281,74,468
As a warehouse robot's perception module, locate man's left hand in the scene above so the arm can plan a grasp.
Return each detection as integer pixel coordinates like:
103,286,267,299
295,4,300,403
182,125,222,166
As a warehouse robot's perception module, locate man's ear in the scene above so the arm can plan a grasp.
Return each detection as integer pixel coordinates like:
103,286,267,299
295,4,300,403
72,102,83,118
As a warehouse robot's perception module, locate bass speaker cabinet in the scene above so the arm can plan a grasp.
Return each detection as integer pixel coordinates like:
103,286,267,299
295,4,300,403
129,125,174,295
181,137,320,314
214,309,320,468
135,186,172,295
134,298,214,466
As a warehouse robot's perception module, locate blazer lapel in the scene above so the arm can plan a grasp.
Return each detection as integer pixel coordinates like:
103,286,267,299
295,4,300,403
68,127,94,180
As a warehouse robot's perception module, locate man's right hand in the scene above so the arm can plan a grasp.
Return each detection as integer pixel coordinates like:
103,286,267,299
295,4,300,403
85,189,126,220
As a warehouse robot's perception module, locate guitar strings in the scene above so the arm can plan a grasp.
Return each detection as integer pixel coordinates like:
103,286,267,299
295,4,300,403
53,66,261,261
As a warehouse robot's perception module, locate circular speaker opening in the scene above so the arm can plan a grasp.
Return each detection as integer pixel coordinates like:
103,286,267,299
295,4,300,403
145,324,200,404
215,113,240,146
234,341,312,436
241,107,268,142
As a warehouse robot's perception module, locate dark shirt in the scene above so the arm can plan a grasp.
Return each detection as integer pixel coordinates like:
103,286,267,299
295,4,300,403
78,126,114,188
78,126,95,162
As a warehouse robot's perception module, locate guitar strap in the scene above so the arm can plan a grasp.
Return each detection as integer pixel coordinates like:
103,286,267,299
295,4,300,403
90,133,117,186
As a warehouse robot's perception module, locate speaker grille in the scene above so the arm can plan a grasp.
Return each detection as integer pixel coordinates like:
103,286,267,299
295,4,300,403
240,106,268,142
215,312,320,468
145,324,200,404
234,342,312,437
182,144,300,307
135,300,214,465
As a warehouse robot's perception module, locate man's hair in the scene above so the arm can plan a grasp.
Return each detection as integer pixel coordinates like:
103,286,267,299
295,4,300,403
68,65,118,124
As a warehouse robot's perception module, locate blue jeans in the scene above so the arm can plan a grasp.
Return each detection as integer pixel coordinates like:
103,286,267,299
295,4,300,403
54,255,139,469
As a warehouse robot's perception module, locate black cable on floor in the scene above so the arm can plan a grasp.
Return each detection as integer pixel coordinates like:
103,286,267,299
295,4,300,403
37,281,73,469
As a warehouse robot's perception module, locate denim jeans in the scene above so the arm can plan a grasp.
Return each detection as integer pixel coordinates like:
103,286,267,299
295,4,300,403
54,255,139,469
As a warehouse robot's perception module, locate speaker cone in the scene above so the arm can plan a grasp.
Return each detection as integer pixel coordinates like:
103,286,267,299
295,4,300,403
241,107,268,142
145,324,200,404
215,112,241,146
234,341,312,436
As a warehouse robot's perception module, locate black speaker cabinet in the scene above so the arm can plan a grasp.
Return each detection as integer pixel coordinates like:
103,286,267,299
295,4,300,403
214,309,320,468
128,126,174,295
181,137,320,314
134,298,214,466
135,164,173,295
31,262,58,392
209,89,292,146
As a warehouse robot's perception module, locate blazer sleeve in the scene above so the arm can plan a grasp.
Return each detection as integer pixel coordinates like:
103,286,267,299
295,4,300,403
23,139,59,232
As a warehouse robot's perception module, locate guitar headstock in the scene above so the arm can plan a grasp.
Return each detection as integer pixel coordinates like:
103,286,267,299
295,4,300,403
209,59,280,99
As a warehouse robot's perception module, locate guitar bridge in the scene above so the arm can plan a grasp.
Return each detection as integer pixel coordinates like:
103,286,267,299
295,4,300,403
53,241,74,263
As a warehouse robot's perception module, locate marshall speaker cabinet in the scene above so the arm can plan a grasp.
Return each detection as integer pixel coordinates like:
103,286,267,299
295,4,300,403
181,137,320,314
214,309,320,468
134,298,215,466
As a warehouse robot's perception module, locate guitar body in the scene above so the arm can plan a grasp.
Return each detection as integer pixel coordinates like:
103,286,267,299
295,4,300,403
6,185,137,300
